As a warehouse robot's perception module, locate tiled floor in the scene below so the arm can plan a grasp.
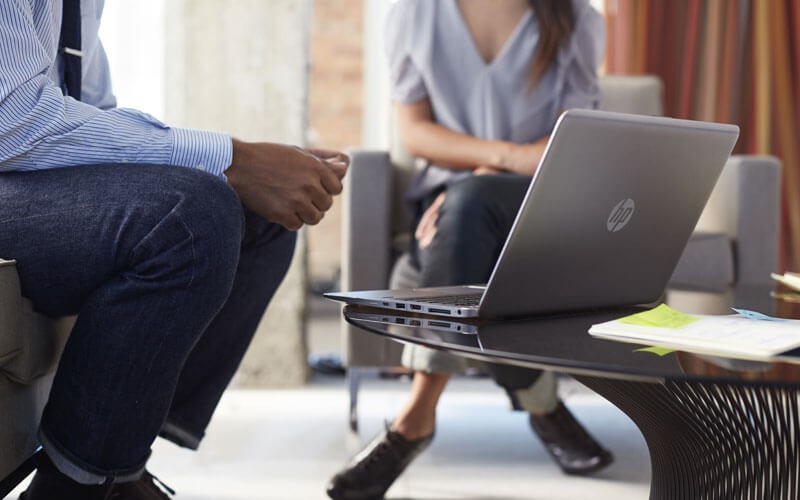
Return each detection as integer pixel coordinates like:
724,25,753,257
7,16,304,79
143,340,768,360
155,377,653,500
9,377,651,500
8,295,652,499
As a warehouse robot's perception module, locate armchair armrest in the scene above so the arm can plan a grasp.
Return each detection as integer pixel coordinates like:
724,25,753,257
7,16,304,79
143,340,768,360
670,155,781,292
341,150,394,292
341,150,404,366
727,155,781,284
0,259,73,485
695,155,781,285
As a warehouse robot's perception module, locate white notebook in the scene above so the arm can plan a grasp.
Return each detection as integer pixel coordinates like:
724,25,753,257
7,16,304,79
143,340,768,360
589,304,800,360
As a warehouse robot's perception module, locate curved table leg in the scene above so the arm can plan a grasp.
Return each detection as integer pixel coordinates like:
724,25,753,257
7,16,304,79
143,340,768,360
575,376,800,500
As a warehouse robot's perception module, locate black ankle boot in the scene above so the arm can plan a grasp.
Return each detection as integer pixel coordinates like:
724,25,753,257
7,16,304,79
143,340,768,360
19,453,113,500
327,423,434,500
529,401,613,476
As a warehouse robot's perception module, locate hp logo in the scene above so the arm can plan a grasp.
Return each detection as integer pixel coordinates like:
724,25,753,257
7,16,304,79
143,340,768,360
607,199,635,232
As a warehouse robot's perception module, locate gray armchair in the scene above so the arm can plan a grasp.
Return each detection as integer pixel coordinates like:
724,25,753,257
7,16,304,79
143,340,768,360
667,154,782,314
0,259,73,495
340,74,782,431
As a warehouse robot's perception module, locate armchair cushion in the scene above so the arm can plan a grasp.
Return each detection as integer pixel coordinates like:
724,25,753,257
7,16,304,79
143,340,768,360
0,260,70,385
0,259,72,482
669,233,734,291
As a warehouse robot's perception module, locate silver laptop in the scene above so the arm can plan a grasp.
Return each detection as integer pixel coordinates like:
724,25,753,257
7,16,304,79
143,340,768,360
326,109,739,319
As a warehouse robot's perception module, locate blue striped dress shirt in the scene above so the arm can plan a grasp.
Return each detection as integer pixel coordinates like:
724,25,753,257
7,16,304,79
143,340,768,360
0,0,232,177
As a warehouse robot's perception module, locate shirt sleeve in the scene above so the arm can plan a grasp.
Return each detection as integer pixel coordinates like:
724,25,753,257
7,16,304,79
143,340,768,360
558,1,606,111
383,0,428,104
0,1,232,177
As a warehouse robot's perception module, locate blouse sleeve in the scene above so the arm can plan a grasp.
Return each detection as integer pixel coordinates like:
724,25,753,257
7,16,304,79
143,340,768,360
558,2,606,111
383,0,428,104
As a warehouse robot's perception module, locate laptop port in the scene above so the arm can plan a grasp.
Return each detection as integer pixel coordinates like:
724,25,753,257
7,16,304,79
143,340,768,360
428,308,449,314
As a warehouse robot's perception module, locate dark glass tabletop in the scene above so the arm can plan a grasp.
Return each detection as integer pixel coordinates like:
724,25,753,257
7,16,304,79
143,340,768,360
343,285,800,387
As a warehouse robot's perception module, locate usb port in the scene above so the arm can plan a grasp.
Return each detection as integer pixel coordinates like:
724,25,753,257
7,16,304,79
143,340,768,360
410,304,422,311
396,303,405,309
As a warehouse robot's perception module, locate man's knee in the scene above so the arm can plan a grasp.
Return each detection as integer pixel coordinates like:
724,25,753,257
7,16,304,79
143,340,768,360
171,167,244,240
129,166,245,298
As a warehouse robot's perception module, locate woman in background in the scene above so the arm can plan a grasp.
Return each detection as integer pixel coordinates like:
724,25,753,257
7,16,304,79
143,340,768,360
328,1,610,498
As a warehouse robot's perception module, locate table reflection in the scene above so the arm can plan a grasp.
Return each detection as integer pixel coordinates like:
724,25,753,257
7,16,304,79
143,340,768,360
344,284,800,385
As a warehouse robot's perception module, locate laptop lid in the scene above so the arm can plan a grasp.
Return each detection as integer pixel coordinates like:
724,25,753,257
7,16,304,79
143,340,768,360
478,109,739,318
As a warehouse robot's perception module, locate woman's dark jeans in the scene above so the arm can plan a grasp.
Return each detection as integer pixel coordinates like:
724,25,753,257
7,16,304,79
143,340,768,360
0,164,295,484
416,174,544,400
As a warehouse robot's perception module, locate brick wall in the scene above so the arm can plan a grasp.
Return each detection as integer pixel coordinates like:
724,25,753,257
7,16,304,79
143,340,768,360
307,0,364,288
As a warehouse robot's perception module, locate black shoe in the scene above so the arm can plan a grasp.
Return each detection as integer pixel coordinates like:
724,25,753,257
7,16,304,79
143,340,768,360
529,401,614,476
107,470,175,499
19,453,113,500
327,424,434,500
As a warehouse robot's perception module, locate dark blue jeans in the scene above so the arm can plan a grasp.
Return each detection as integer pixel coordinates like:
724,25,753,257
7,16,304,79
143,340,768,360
0,164,296,484
416,174,543,398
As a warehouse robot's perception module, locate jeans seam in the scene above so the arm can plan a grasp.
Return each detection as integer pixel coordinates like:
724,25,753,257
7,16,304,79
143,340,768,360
174,214,197,289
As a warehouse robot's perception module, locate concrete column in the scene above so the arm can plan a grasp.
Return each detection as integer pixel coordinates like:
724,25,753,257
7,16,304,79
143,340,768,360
164,0,312,387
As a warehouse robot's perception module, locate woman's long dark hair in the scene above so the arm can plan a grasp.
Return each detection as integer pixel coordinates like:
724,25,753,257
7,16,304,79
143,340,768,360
529,0,576,86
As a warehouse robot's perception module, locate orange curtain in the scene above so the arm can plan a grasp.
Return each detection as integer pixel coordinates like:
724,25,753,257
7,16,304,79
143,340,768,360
605,0,800,271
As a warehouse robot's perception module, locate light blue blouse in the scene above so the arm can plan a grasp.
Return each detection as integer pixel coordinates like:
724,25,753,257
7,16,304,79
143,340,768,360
384,0,605,197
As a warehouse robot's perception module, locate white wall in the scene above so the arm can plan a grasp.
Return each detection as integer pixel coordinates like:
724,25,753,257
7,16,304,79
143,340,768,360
98,1,313,387
98,1,166,119
161,0,313,387
362,0,392,149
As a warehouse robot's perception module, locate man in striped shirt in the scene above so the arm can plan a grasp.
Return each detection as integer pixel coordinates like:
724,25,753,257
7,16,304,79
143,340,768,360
0,1,348,499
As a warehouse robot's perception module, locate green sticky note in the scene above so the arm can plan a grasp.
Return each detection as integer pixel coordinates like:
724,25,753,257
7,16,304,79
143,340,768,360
635,346,675,356
618,304,700,329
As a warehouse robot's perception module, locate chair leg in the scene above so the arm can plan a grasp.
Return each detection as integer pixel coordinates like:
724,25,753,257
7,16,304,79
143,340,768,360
0,447,43,498
348,368,364,432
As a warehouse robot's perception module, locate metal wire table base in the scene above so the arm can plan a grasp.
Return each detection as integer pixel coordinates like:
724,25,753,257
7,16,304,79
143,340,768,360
576,375,800,500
